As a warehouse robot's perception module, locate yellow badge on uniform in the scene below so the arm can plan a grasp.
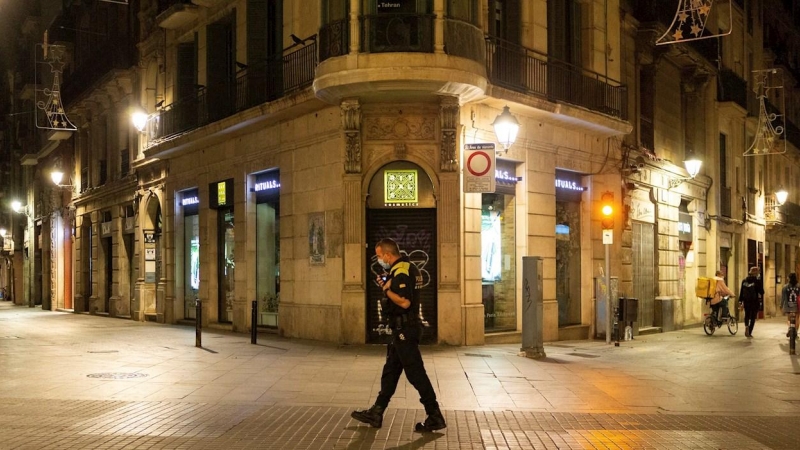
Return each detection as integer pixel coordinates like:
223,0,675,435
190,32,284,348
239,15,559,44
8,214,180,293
399,284,406,288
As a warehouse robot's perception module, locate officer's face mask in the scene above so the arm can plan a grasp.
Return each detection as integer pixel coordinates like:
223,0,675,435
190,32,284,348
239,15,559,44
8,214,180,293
377,254,390,270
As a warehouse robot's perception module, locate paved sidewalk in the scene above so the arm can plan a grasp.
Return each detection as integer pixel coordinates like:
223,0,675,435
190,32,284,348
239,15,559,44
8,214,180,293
0,301,799,449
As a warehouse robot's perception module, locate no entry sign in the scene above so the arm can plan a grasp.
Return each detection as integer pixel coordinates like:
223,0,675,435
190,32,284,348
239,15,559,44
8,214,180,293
464,143,496,193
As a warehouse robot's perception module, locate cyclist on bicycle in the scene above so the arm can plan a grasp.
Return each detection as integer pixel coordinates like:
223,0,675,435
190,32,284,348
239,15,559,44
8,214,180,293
711,270,735,320
781,273,799,337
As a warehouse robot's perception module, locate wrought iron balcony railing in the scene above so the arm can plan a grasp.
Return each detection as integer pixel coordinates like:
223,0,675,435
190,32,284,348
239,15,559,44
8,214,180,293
148,40,317,144
717,69,748,111
319,18,349,62
485,36,628,120
765,199,800,227
360,14,434,53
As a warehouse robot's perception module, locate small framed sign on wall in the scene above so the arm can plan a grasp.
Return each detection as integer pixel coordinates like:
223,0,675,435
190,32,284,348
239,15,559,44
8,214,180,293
308,212,325,265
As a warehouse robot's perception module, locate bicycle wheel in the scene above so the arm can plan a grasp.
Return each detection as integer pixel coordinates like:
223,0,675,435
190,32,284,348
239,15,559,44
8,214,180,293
727,315,738,335
703,316,715,335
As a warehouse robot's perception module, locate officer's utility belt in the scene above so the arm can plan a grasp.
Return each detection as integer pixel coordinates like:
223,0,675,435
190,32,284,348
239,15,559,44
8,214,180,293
390,314,418,329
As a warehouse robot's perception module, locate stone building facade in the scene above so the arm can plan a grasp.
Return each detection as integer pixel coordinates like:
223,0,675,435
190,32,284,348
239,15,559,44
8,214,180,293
11,0,800,345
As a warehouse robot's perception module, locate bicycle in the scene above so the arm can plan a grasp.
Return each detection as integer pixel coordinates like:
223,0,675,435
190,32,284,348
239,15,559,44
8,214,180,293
703,296,738,335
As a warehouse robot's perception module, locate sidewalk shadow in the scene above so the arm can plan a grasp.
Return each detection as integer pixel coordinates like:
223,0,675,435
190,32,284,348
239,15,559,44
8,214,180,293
385,432,443,449
342,425,378,449
777,343,800,372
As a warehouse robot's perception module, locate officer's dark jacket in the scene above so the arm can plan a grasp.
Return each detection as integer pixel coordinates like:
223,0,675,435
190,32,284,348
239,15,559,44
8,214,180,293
385,255,421,317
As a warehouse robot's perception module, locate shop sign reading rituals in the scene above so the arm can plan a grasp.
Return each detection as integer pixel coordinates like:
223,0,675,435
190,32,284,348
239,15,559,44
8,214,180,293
464,143,496,193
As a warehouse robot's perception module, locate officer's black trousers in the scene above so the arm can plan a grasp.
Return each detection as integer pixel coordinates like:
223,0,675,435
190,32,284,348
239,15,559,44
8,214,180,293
376,324,439,413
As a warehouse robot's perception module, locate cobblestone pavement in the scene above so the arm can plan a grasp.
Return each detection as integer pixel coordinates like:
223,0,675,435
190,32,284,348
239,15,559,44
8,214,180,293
0,302,799,449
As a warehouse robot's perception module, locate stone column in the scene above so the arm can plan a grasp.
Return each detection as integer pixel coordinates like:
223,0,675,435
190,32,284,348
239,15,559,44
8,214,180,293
439,96,459,173
349,0,360,54
341,99,364,344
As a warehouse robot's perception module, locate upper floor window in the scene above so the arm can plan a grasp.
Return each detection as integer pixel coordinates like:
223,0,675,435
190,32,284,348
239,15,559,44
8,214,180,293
447,0,478,25
489,0,520,43
323,0,349,23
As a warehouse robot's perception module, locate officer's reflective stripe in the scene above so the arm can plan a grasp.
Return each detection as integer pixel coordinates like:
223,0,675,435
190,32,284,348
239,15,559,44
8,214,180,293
392,261,411,277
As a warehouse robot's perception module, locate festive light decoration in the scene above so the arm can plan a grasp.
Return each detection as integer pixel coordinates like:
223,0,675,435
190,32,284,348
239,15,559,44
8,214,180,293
745,69,786,156
657,0,732,45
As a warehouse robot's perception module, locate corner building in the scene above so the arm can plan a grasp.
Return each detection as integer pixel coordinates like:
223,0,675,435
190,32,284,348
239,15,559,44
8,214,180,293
130,0,631,344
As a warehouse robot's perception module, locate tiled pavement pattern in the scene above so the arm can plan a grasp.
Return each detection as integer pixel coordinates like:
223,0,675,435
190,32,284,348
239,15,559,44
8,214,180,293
0,303,799,449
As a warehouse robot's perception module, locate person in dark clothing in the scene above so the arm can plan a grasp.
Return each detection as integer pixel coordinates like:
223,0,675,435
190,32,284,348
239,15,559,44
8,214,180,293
351,238,446,432
739,266,764,338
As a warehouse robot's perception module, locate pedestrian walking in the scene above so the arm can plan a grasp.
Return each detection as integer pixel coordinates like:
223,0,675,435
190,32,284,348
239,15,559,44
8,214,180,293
739,266,764,338
351,238,446,432
781,273,799,337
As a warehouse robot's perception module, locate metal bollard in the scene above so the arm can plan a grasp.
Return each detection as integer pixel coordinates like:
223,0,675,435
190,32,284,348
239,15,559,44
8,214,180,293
251,300,258,344
195,298,202,348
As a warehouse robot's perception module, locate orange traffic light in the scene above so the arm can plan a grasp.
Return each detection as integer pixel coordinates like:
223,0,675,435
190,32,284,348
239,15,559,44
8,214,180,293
601,192,614,230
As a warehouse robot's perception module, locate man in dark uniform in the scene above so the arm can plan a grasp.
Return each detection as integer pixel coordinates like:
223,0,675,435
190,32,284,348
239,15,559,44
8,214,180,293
351,238,446,432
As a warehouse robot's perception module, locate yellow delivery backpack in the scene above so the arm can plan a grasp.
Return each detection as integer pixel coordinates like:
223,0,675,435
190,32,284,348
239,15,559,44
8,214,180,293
695,277,716,299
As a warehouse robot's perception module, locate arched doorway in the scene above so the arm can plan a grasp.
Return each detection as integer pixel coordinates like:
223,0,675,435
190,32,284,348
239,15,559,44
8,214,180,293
365,161,437,344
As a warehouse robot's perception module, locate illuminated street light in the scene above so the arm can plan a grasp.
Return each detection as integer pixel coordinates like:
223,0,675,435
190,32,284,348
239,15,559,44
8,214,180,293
492,106,520,152
776,187,789,205
51,169,64,185
132,111,148,133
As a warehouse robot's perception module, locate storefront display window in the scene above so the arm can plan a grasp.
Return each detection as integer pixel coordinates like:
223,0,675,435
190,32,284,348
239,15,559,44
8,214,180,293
255,170,280,328
555,169,584,327
182,189,199,319
482,192,516,332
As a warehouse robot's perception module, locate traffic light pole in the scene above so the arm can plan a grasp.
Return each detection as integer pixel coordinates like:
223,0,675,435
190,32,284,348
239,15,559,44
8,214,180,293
605,241,611,345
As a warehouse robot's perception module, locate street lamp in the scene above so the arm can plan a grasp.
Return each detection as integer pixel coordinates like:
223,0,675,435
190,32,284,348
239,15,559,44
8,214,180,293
776,187,789,205
492,106,520,152
11,200,32,219
132,110,149,133
668,152,703,189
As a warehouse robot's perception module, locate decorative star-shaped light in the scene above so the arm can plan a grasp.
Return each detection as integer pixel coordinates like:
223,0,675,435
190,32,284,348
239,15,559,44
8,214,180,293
48,57,66,74
673,29,684,41
691,24,702,36
679,11,689,23
699,5,711,16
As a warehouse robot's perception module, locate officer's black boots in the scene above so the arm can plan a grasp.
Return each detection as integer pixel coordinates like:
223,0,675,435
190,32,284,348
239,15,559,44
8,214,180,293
414,407,447,432
351,404,385,428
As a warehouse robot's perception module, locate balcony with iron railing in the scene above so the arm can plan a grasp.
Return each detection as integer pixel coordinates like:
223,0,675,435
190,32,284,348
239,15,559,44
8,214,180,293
485,37,628,120
316,14,627,128
146,41,317,146
360,14,434,53
717,68,748,111
315,13,486,104
319,18,349,63
766,199,800,227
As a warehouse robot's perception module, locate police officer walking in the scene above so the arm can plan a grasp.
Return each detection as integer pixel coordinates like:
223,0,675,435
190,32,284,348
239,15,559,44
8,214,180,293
351,238,446,432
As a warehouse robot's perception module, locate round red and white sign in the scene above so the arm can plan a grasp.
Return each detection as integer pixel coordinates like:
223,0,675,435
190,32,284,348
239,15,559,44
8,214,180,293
466,151,492,177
